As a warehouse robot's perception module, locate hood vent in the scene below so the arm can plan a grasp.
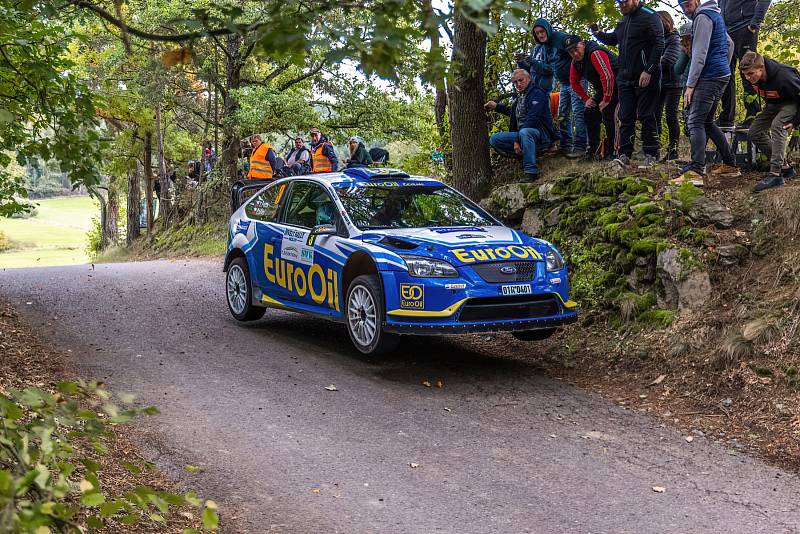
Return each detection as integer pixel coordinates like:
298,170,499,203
378,236,419,250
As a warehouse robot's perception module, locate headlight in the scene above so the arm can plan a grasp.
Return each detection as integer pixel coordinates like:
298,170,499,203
400,255,459,278
545,248,565,272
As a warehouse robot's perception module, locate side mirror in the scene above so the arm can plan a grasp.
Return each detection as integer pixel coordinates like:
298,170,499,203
310,223,337,236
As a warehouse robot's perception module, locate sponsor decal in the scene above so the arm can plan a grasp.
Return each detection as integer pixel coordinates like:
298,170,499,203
281,229,314,265
356,181,427,188
450,245,542,263
432,227,488,234
399,284,424,309
264,244,340,311
457,234,488,240
235,220,250,234
444,283,466,290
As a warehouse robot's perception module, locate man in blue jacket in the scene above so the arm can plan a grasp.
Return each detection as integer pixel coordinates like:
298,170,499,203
718,0,772,126
485,69,558,182
519,18,587,159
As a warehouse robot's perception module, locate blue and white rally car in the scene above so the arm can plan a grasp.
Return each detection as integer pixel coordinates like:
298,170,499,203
224,167,578,354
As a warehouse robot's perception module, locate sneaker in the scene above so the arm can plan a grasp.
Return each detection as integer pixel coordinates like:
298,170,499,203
782,166,796,180
613,154,631,167
638,154,657,168
752,173,785,193
670,171,705,187
521,172,539,183
661,149,679,162
566,150,586,159
709,163,741,178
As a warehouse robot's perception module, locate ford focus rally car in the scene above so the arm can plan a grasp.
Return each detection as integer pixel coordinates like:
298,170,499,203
224,167,578,355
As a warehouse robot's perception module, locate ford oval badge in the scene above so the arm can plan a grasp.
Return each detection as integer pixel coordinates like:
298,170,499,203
500,265,517,274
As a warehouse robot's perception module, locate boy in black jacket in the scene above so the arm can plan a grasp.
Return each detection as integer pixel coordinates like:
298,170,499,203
740,51,800,192
485,69,557,182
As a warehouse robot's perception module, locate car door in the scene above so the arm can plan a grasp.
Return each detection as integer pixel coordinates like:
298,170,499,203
243,181,289,303
274,180,344,315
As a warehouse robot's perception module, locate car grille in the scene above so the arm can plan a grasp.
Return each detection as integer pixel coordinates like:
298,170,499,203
471,261,537,283
457,294,560,323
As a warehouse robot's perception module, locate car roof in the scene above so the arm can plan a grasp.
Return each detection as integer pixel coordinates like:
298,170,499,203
292,167,444,186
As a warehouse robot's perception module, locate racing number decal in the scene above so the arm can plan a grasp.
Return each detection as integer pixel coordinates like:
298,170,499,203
400,284,424,309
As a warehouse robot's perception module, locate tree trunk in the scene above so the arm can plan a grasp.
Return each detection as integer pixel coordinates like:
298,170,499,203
127,161,141,245
105,184,119,245
143,131,154,231
448,10,491,201
434,85,448,137
155,102,171,226
220,34,244,182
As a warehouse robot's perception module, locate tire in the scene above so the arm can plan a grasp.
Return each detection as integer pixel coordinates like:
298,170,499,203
345,274,399,355
226,257,266,321
512,328,556,342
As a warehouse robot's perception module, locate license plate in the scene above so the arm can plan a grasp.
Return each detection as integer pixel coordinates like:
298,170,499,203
501,283,532,296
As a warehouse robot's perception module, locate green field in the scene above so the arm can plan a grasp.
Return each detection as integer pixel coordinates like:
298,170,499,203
0,196,98,269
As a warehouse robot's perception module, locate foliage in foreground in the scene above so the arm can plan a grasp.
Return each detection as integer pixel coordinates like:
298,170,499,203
0,381,218,533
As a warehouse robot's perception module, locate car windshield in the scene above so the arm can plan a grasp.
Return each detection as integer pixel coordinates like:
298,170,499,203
333,183,494,230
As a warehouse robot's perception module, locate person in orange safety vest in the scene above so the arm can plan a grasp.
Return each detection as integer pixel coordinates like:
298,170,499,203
308,128,339,173
247,134,278,179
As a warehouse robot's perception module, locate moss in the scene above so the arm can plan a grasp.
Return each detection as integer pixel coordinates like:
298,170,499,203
674,183,703,212
621,176,653,195
576,194,602,210
637,309,676,328
677,226,707,246
604,222,623,241
625,194,651,207
592,176,623,196
631,238,669,257
520,183,540,203
630,202,661,219
618,228,641,246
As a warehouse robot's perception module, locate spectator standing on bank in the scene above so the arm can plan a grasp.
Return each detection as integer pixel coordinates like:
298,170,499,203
740,51,800,192
591,0,665,166
656,12,682,161
518,19,587,158
485,69,558,183
247,134,278,180
718,0,772,127
564,36,620,161
309,128,339,173
674,0,740,186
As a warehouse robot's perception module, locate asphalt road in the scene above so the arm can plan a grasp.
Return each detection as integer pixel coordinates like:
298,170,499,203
2,259,799,533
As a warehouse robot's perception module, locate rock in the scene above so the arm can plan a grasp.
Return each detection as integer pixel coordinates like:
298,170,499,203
478,196,499,216
716,244,747,266
656,248,711,310
544,205,561,227
489,184,527,220
521,207,544,236
689,196,734,228
538,182,562,203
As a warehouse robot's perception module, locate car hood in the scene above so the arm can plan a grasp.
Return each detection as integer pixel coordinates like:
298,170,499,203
360,226,551,266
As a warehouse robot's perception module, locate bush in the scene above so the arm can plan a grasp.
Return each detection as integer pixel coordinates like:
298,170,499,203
85,217,102,258
0,381,218,532
0,231,11,252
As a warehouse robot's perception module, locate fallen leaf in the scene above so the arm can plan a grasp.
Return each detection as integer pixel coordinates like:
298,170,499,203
408,463,419,468
311,488,321,494
685,436,694,443
443,407,451,412
324,385,338,391
436,380,444,388
185,464,204,474
649,374,667,386
549,434,557,438
421,380,431,387
652,486,666,493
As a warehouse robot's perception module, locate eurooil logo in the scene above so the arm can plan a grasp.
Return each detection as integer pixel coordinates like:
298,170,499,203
263,244,339,311
450,245,542,263
400,284,424,309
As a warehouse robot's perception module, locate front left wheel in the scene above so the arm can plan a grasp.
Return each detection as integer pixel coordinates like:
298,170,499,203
226,257,266,321
345,274,399,355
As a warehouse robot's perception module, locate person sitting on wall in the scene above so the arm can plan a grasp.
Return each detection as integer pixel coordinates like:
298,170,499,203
484,69,558,183
346,136,374,168
284,137,311,175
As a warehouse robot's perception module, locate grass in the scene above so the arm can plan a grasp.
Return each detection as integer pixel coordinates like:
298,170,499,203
0,196,97,269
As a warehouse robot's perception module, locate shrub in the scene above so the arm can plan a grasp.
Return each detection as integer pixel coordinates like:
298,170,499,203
0,381,218,532
0,231,11,252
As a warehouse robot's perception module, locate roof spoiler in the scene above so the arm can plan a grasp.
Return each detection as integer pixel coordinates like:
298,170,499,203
342,167,410,180
230,179,273,213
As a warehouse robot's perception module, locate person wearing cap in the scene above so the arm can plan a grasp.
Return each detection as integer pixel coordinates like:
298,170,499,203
485,69,558,183
673,0,740,186
590,0,665,166
308,128,339,173
718,0,772,127
346,136,374,168
564,35,620,161
247,134,278,180
284,137,310,175
516,18,587,159
656,12,682,162
740,51,800,192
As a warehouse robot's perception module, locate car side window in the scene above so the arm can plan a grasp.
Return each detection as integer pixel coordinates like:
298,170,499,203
282,182,336,229
245,182,287,222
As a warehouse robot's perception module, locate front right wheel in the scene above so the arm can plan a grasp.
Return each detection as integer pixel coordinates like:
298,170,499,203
345,274,398,355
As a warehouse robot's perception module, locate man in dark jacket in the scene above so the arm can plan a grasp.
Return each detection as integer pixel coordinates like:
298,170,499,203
519,18,587,158
740,51,800,192
485,69,558,182
284,137,310,175
656,12,682,161
591,0,665,165
718,0,772,126
565,36,620,161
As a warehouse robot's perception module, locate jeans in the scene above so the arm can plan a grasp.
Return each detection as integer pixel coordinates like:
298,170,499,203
618,77,661,157
656,87,682,151
585,93,619,159
748,101,798,173
687,77,734,174
558,83,587,152
490,128,545,174
720,26,761,124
